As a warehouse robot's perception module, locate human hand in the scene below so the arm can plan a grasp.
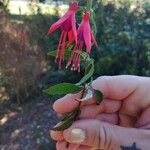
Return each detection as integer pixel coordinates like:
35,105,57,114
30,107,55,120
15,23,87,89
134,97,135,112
51,75,150,150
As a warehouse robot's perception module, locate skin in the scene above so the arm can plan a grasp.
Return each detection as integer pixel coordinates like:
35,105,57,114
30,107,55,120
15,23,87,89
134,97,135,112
50,75,150,150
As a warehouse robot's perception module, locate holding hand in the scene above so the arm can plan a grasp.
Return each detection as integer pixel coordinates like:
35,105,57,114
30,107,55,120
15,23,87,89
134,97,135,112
51,75,150,150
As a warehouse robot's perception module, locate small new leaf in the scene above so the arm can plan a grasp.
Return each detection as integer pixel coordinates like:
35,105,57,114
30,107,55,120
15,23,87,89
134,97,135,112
43,83,82,95
94,90,103,104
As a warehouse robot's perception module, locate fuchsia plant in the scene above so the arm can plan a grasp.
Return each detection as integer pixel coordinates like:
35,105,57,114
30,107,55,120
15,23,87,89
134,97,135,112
44,1,103,132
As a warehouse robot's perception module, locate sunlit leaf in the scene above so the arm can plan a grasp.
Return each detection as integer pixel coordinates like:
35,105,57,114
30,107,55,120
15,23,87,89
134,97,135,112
43,83,82,95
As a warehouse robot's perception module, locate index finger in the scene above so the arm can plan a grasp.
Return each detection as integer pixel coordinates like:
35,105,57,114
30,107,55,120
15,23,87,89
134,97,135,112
53,75,139,113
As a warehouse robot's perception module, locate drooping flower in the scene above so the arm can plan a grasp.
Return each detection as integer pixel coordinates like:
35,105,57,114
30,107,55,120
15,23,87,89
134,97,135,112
66,12,98,72
47,2,78,69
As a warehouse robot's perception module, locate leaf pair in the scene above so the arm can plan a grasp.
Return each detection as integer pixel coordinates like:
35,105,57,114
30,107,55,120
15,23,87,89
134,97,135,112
43,83,82,95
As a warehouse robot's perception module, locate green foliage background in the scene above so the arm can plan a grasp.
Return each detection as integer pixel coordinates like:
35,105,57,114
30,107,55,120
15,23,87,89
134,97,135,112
0,0,150,103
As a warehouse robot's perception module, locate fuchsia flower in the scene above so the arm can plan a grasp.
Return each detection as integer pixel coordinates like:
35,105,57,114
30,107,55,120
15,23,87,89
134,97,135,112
66,12,98,72
47,2,78,69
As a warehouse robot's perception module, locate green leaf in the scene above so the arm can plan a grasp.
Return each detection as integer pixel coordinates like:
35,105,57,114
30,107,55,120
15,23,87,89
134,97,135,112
52,108,81,131
47,50,72,60
51,117,73,131
62,108,81,122
43,83,82,95
47,50,56,57
80,51,89,60
76,60,94,86
62,111,75,121
47,45,74,59
94,90,103,104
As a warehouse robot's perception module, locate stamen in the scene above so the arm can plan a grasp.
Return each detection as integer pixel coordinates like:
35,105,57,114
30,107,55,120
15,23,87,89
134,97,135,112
58,31,67,69
55,31,64,63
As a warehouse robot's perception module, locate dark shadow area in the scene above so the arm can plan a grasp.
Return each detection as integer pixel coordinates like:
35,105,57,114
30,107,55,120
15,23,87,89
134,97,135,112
0,94,57,150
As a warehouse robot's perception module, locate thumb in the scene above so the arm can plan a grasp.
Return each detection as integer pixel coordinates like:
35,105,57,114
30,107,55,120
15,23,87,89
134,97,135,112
63,119,149,150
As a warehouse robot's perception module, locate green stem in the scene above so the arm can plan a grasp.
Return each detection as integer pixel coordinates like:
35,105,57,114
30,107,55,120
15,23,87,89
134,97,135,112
87,0,93,10
87,0,97,35
66,85,86,148
91,11,97,35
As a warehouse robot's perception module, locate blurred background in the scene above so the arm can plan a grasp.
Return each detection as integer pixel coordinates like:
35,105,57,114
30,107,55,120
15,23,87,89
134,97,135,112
0,0,149,149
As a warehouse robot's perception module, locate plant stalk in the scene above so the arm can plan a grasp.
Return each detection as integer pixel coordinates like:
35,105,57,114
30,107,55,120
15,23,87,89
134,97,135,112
87,0,93,10
87,0,97,35
66,85,86,148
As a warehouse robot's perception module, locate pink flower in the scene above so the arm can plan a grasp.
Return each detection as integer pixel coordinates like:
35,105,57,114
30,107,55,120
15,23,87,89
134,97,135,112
47,2,78,69
66,12,98,72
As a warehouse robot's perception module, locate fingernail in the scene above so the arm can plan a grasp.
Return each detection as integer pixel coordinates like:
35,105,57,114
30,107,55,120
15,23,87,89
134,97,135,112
70,128,86,143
